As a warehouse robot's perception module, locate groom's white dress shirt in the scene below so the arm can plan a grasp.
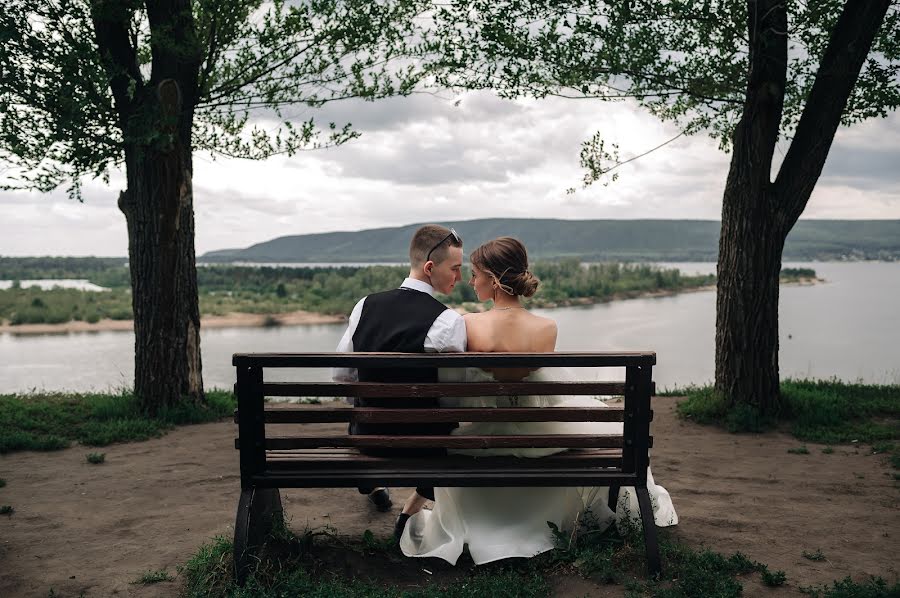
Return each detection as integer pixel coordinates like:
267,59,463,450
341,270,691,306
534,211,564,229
332,277,467,382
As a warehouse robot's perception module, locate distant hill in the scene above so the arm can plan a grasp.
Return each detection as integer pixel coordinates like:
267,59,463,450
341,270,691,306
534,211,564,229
201,219,900,263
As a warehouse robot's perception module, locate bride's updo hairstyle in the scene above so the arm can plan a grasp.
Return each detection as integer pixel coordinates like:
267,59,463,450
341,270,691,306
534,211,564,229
470,237,540,298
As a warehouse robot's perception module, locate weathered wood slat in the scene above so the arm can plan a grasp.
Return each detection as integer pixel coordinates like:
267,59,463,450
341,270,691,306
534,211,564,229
265,450,623,470
261,381,625,398
252,471,639,488
256,406,625,424
265,434,624,450
233,351,656,368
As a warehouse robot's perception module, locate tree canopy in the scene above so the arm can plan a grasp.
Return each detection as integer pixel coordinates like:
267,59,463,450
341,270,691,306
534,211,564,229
0,0,425,199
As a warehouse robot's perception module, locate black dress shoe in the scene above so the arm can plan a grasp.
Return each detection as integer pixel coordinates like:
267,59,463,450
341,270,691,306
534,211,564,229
393,512,411,543
367,488,392,512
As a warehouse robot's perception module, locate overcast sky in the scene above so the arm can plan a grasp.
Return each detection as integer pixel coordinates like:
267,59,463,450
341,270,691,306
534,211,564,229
2,91,898,257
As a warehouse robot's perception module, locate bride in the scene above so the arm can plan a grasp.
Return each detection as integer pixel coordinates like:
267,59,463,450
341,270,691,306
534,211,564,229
399,236,678,565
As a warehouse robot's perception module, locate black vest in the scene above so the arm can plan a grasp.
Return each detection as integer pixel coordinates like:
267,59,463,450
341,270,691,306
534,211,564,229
350,287,457,452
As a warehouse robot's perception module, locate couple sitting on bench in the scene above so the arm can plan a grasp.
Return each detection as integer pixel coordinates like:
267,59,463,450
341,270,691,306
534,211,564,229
333,225,677,565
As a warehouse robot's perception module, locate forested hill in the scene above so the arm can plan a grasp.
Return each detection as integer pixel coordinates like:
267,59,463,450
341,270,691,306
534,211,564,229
201,219,900,263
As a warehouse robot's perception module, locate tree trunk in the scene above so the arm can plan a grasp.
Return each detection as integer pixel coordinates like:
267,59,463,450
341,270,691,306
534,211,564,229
714,0,787,413
120,80,204,414
715,177,784,413
714,0,889,414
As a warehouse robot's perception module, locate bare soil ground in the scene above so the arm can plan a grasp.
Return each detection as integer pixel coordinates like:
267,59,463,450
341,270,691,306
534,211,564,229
1,397,897,597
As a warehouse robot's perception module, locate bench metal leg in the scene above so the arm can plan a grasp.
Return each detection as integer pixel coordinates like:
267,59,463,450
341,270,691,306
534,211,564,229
233,487,283,585
635,485,662,577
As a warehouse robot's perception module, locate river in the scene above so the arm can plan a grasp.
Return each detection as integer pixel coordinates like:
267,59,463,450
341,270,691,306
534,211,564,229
1,262,897,393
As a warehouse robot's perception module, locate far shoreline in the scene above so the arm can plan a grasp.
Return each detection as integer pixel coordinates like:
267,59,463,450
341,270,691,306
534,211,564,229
0,276,819,336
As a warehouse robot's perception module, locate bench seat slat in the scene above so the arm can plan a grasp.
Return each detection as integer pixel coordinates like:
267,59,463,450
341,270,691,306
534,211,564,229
253,470,639,488
261,381,625,397
234,351,656,368
257,406,625,424
265,449,623,470
264,434,625,450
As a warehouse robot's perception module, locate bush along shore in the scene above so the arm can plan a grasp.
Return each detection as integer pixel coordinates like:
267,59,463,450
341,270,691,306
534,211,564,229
0,260,818,328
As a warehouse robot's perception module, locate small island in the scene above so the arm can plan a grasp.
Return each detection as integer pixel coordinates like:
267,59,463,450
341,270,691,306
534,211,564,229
0,257,818,334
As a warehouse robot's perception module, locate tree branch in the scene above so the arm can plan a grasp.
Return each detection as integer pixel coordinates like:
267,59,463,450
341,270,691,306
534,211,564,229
88,0,143,123
774,0,891,231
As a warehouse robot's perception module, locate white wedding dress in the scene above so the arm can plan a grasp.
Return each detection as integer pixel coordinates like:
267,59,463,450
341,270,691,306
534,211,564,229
399,367,678,565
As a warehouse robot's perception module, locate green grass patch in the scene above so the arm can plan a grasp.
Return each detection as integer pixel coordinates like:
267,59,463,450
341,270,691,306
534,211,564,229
788,446,811,455
183,510,797,598
822,446,835,454
0,478,6,488
802,549,827,562
799,575,900,597
677,380,900,444
1,505,13,516
132,569,174,585
86,452,106,464
0,389,235,453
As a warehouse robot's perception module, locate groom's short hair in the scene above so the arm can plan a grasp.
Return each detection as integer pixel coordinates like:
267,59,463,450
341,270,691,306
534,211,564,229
410,224,462,267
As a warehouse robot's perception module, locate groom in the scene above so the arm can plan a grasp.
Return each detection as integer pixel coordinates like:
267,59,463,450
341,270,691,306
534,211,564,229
333,224,466,537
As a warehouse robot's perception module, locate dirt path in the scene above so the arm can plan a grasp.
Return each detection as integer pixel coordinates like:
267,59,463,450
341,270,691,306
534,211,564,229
1,397,897,597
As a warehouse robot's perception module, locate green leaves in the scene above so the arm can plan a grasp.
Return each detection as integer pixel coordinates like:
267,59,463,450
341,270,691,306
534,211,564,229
1,0,431,196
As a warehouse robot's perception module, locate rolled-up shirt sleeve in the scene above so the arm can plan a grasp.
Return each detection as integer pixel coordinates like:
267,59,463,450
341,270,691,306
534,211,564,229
424,309,467,353
332,297,365,382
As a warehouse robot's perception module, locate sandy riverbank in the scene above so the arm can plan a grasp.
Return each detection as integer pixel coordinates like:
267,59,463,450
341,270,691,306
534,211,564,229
0,310,346,335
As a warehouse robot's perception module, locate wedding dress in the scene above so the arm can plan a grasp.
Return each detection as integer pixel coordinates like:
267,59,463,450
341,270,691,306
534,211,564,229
399,367,678,565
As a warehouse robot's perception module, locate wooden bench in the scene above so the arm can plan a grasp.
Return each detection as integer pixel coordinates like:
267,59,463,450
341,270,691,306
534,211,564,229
232,351,660,582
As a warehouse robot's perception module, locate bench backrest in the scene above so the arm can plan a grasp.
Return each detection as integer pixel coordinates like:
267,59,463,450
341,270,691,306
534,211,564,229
233,352,655,490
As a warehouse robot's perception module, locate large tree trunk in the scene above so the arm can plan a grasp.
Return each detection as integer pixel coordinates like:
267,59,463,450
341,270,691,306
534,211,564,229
120,80,204,413
92,1,204,414
715,0,890,414
715,179,785,412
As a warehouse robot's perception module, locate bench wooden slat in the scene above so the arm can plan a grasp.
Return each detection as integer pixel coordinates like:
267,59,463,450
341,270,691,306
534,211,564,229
264,434,625,450
265,448,623,470
233,351,656,368
252,470,639,488
261,381,625,398
257,406,625,424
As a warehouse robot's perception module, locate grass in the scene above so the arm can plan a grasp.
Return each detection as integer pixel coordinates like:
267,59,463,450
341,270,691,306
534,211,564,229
180,509,798,598
131,569,174,585
676,380,900,444
0,389,235,454
802,549,827,562
788,445,811,455
0,478,5,488
86,452,106,464
1,505,13,516
822,446,835,454
799,576,900,597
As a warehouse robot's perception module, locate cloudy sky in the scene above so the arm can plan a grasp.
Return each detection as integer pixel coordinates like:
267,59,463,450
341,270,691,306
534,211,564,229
2,91,898,257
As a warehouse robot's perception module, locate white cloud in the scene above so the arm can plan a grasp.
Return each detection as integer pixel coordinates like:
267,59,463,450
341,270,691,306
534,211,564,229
1,92,898,256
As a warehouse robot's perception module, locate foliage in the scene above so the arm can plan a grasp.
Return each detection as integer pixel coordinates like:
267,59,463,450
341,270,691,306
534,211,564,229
676,380,900,443
0,505,13,516
787,445,811,455
417,1,899,186
803,549,827,562
86,452,106,464
181,532,550,598
0,260,718,323
0,389,235,453
799,576,900,598
0,0,428,198
131,569,174,585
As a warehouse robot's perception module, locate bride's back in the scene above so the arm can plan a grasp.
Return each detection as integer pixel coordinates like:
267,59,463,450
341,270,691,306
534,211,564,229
464,310,557,353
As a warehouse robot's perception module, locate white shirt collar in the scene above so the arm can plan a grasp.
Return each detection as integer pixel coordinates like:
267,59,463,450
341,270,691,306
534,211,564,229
400,277,435,296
